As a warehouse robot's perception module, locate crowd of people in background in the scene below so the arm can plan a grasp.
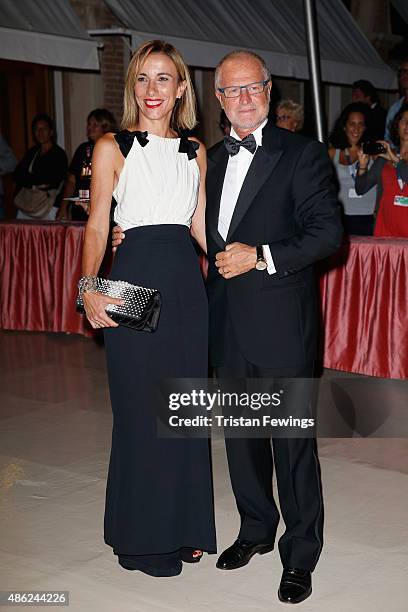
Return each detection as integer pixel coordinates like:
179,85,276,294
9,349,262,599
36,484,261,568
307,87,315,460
355,103,408,237
1,56,408,238
328,57,408,237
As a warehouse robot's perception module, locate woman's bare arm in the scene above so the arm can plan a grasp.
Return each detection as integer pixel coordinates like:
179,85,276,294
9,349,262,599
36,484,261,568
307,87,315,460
82,134,123,328
82,136,116,274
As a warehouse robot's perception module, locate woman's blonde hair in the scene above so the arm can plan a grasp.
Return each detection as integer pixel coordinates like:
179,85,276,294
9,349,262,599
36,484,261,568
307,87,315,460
121,40,197,132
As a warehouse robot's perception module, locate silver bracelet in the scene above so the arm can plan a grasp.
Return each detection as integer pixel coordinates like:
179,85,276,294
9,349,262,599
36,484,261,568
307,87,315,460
78,275,98,296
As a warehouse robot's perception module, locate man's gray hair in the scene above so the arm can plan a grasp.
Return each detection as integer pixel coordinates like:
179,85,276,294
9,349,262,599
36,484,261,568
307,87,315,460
215,50,270,88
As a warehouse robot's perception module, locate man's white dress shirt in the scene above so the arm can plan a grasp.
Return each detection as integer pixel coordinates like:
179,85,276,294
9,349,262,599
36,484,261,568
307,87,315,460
218,119,276,274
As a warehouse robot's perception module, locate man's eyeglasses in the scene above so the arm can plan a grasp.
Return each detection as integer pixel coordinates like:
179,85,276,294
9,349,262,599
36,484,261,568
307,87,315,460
217,79,270,98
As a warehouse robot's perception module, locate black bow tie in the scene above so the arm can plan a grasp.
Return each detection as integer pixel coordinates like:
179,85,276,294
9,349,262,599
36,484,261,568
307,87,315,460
224,133,257,156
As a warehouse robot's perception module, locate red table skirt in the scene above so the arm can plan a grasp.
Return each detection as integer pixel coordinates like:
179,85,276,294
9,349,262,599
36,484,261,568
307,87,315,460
0,220,91,336
1,224,407,379
320,236,408,380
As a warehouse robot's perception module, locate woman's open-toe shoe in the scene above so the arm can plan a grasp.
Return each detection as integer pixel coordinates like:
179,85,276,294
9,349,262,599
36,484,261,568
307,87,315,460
180,548,203,564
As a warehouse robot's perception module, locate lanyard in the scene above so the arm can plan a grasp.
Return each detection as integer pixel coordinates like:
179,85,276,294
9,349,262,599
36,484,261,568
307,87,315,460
396,164,405,190
344,148,358,182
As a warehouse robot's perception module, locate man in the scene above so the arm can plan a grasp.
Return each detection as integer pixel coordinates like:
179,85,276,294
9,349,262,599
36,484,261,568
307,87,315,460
205,50,341,605
352,79,387,141
384,57,408,143
113,49,342,604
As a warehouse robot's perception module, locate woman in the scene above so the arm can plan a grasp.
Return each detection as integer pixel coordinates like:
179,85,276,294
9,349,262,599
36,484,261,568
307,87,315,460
58,108,116,220
13,114,67,220
329,102,376,235
355,103,408,237
79,40,216,577
275,99,304,133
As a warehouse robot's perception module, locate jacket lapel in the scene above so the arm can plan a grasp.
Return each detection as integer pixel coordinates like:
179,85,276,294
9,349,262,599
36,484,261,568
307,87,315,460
206,143,229,250
226,126,283,242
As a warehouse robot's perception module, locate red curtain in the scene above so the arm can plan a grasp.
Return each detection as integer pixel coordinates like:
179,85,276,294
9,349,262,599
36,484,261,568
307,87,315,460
0,221,92,336
320,236,408,380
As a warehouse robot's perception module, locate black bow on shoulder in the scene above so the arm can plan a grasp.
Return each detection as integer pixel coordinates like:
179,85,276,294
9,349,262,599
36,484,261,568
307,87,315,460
178,136,200,160
224,133,256,156
114,130,149,157
114,130,199,160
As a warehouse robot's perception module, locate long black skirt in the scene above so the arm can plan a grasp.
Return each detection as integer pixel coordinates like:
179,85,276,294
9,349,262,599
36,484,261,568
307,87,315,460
103,224,216,557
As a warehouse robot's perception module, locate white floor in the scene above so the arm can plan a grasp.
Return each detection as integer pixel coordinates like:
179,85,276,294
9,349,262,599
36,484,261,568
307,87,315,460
0,331,407,612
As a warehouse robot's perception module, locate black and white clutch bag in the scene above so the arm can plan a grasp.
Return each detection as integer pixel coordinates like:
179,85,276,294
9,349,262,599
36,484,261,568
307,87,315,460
76,278,162,332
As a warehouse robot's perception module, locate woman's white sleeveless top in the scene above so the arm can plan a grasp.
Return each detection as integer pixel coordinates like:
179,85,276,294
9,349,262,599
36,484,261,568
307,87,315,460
113,131,200,231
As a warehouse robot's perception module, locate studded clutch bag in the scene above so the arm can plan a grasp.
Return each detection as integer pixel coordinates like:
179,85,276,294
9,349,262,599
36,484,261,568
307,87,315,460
76,277,162,332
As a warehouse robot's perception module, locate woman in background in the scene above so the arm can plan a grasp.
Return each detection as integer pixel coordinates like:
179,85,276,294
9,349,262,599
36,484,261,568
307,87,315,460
329,102,376,235
58,108,116,220
13,114,67,220
275,99,304,133
355,103,408,237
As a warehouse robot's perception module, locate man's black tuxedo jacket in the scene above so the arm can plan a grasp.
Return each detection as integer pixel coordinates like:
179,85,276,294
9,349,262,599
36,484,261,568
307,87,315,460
205,124,343,369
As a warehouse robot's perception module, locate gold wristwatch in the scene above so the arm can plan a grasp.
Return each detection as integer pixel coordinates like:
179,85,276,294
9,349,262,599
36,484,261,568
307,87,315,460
255,245,267,271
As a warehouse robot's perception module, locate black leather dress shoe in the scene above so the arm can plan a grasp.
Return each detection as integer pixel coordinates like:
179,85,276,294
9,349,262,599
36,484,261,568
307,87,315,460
278,568,312,604
216,539,274,570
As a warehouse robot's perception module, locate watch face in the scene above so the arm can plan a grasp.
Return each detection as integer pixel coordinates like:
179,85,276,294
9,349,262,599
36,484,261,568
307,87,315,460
256,260,268,271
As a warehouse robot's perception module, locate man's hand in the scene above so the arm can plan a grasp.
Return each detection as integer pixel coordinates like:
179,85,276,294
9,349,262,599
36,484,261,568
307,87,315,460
215,242,257,279
112,225,125,252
